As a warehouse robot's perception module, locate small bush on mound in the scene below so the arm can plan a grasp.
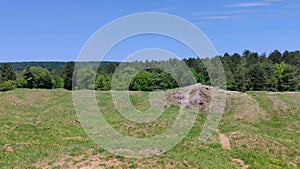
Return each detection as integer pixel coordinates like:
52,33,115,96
0,80,16,92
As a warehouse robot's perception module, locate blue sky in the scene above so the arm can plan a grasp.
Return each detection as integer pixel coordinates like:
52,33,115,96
0,0,299,62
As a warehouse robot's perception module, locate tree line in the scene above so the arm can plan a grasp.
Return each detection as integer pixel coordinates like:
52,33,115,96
0,50,299,92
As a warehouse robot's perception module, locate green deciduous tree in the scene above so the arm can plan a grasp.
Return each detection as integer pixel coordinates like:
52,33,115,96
76,66,96,90
130,70,154,91
23,66,54,89
95,74,111,91
112,66,138,90
16,72,27,88
2,49,298,92
52,75,64,88
0,80,16,92
271,62,286,91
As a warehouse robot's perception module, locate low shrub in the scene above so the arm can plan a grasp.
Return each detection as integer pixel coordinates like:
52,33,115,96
0,80,16,92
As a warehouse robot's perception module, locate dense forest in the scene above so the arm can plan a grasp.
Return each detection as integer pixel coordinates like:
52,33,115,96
0,50,299,92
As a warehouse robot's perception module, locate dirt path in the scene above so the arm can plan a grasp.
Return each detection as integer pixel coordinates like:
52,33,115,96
216,129,231,150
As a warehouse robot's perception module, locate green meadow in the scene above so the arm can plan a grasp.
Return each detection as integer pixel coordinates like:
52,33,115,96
0,89,299,168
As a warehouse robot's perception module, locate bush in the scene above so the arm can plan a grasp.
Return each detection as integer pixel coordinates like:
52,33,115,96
95,74,111,91
0,80,16,92
23,66,54,89
16,75,27,88
52,75,64,88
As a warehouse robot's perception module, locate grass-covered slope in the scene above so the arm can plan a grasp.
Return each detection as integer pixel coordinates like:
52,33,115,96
0,89,299,168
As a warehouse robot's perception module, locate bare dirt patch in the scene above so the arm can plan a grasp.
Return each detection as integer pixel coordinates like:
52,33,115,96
282,92,300,100
34,148,120,169
24,90,53,107
216,129,231,150
232,158,250,169
274,92,300,113
0,90,52,107
34,148,180,169
225,91,268,122
268,95,288,113
228,132,287,156
2,144,14,152
165,83,211,110
216,129,251,168
0,94,24,107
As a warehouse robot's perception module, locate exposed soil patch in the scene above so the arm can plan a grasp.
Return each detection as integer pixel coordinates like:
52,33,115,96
271,92,300,114
2,144,14,152
225,91,268,122
165,83,211,110
0,94,24,107
282,92,300,100
216,130,250,169
232,158,250,169
228,132,287,156
34,148,121,169
24,90,51,103
34,148,179,169
268,95,288,113
0,90,52,107
216,129,231,150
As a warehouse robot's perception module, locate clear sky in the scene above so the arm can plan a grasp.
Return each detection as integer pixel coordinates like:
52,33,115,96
0,0,299,62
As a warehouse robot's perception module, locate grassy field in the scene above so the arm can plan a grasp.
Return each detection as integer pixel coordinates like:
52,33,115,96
0,89,299,168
